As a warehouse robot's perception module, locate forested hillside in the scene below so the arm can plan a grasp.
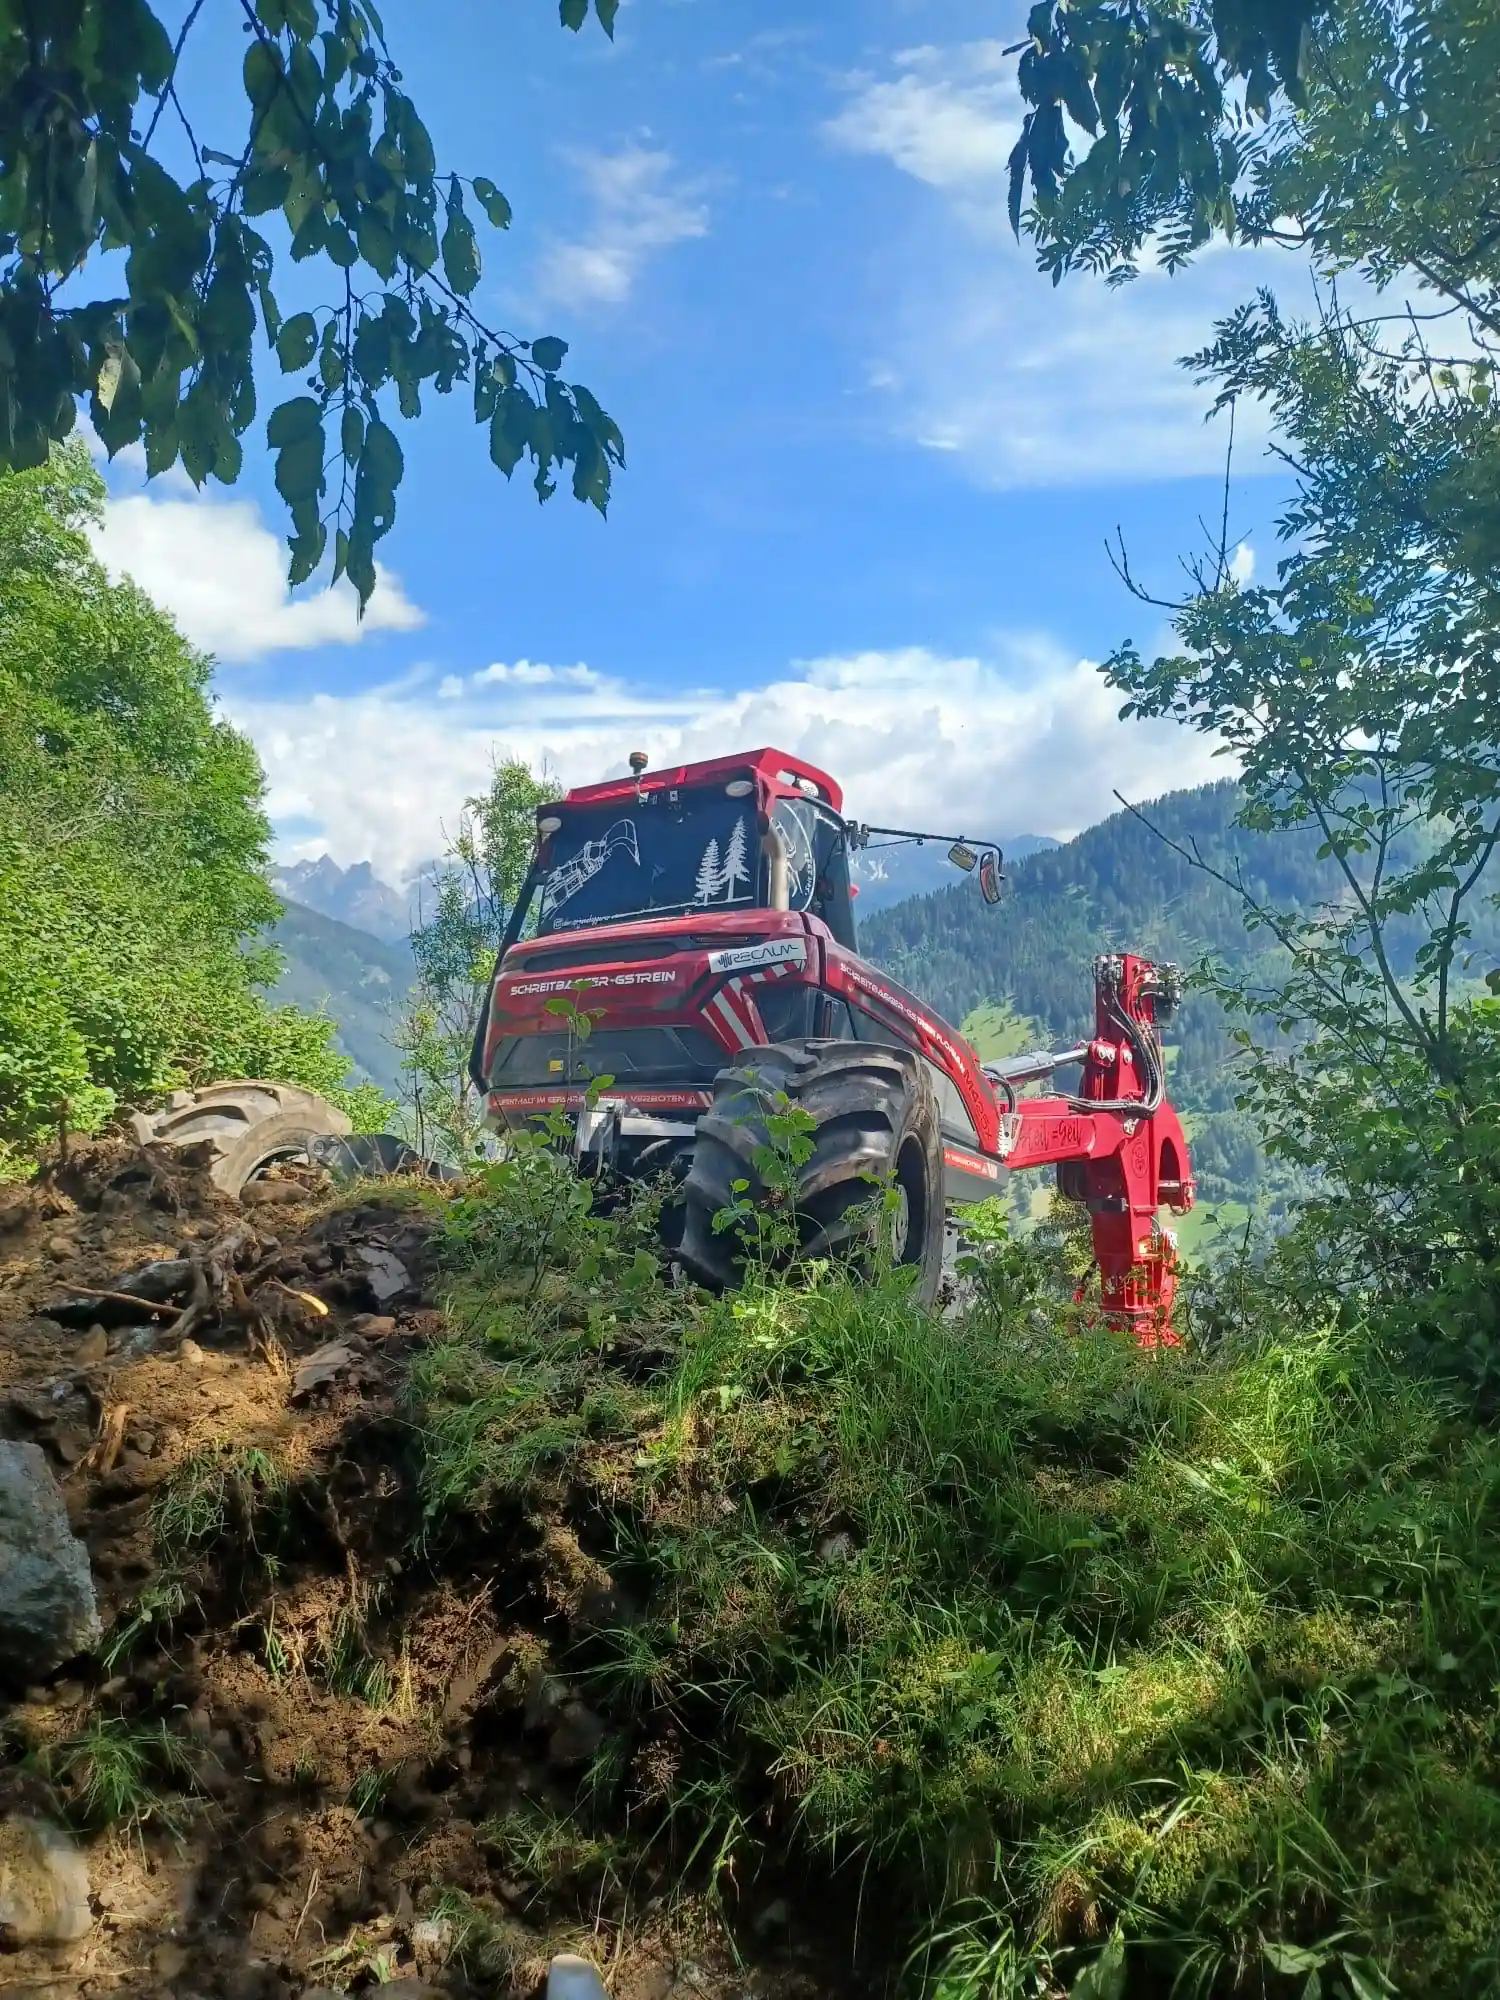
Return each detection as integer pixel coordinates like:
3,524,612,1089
266,901,414,1100
863,779,1500,1112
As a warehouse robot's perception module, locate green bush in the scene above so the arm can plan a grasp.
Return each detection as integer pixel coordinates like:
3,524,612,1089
0,445,388,1172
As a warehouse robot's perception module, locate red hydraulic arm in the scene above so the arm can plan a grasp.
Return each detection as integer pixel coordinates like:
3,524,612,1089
988,955,1195,1342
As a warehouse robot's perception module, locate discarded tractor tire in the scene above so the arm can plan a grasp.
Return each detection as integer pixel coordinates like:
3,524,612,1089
126,1082,352,1198
678,1040,945,1305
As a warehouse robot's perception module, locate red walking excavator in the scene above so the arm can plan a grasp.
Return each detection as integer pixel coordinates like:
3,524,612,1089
469,747,1195,1336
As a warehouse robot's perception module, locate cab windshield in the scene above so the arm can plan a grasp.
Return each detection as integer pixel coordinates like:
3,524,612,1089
536,790,759,934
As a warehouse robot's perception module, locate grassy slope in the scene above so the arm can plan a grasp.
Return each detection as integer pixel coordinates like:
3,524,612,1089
409,1150,1500,1997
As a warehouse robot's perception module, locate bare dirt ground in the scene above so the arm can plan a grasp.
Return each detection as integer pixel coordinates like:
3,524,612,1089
0,1142,850,2000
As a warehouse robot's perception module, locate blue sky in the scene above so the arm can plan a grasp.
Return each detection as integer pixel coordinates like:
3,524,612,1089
89,0,1311,882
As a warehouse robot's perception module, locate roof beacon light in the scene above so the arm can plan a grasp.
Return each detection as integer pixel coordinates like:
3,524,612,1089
628,750,649,777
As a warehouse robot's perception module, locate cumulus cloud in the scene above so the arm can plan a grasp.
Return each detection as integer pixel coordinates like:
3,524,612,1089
822,46,1309,487
90,487,425,663
824,45,1019,187
535,145,709,309
226,642,1225,884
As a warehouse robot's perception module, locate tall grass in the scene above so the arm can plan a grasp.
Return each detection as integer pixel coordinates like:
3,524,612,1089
412,1161,1500,1994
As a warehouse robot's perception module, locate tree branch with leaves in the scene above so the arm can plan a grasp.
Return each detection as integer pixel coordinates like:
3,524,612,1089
0,0,624,604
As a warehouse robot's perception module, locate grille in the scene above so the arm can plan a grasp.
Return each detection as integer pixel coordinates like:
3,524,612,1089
487,1025,726,1088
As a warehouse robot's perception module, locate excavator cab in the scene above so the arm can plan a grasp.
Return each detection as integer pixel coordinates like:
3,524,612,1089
501,752,861,952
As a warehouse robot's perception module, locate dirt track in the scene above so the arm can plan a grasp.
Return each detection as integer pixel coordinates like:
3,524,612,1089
0,1143,840,2000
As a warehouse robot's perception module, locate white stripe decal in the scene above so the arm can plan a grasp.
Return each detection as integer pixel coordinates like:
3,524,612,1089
708,991,755,1049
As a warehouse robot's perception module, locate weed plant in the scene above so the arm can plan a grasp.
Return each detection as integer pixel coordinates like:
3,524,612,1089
411,1130,1500,1996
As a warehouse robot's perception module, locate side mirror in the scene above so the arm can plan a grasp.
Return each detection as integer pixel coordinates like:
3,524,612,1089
947,840,977,873
978,851,1004,905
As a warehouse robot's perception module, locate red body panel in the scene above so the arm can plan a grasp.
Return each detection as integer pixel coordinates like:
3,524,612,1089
478,749,1195,1340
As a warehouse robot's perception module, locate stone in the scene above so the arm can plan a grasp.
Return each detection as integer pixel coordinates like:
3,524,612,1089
547,1700,607,1770
0,1816,91,1945
291,1340,358,1398
410,1916,455,1973
353,1245,410,1304
548,1954,611,2000
523,1669,569,1732
152,1939,190,1978
0,1442,100,1679
240,1180,303,1208
178,1339,205,1366
74,1326,109,1367
348,1314,396,1339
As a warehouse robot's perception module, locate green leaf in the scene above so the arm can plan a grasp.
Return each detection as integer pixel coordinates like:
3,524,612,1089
341,404,365,465
265,396,324,449
559,0,588,28
243,37,283,107
274,312,318,372
471,177,513,229
595,0,619,34
530,335,568,374
1263,1940,1328,1975
1340,1958,1394,2000
1070,1929,1125,2000
441,188,480,297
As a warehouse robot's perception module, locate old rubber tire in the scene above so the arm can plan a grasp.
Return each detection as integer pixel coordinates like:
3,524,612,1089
678,1041,945,1306
126,1082,352,1198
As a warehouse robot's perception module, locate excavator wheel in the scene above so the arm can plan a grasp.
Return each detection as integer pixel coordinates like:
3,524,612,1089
678,1040,945,1306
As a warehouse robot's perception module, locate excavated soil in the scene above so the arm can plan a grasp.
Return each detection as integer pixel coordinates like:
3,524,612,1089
0,1142,852,2000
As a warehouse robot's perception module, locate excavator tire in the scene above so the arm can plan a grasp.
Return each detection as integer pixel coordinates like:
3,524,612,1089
126,1082,352,1198
678,1040,945,1306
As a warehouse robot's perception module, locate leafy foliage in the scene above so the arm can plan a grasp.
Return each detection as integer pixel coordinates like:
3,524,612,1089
1105,290,1500,1385
394,759,549,1161
0,0,623,602
0,445,383,1172
1007,0,1500,324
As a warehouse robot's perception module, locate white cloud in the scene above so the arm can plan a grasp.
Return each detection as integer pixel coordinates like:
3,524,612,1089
822,47,1314,487
824,48,1019,188
227,642,1225,884
89,488,425,664
535,145,709,310
1230,541,1256,584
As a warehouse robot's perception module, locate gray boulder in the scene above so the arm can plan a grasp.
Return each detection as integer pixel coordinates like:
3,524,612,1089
548,1955,610,2000
0,1816,91,1945
0,1442,100,1681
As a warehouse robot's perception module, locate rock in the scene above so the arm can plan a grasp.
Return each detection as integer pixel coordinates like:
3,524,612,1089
291,1340,358,1399
548,1954,611,2000
152,1939,190,1978
523,1669,569,1731
0,1442,100,1679
410,1916,455,1972
349,1314,396,1339
240,1180,303,1208
44,1235,76,1263
74,1325,109,1368
0,1816,91,1945
573,1576,639,1632
548,1700,607,1770
0,1194,29,1234
353,1245,410,1304
179,1338,205,1366
816,1530,855,1564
